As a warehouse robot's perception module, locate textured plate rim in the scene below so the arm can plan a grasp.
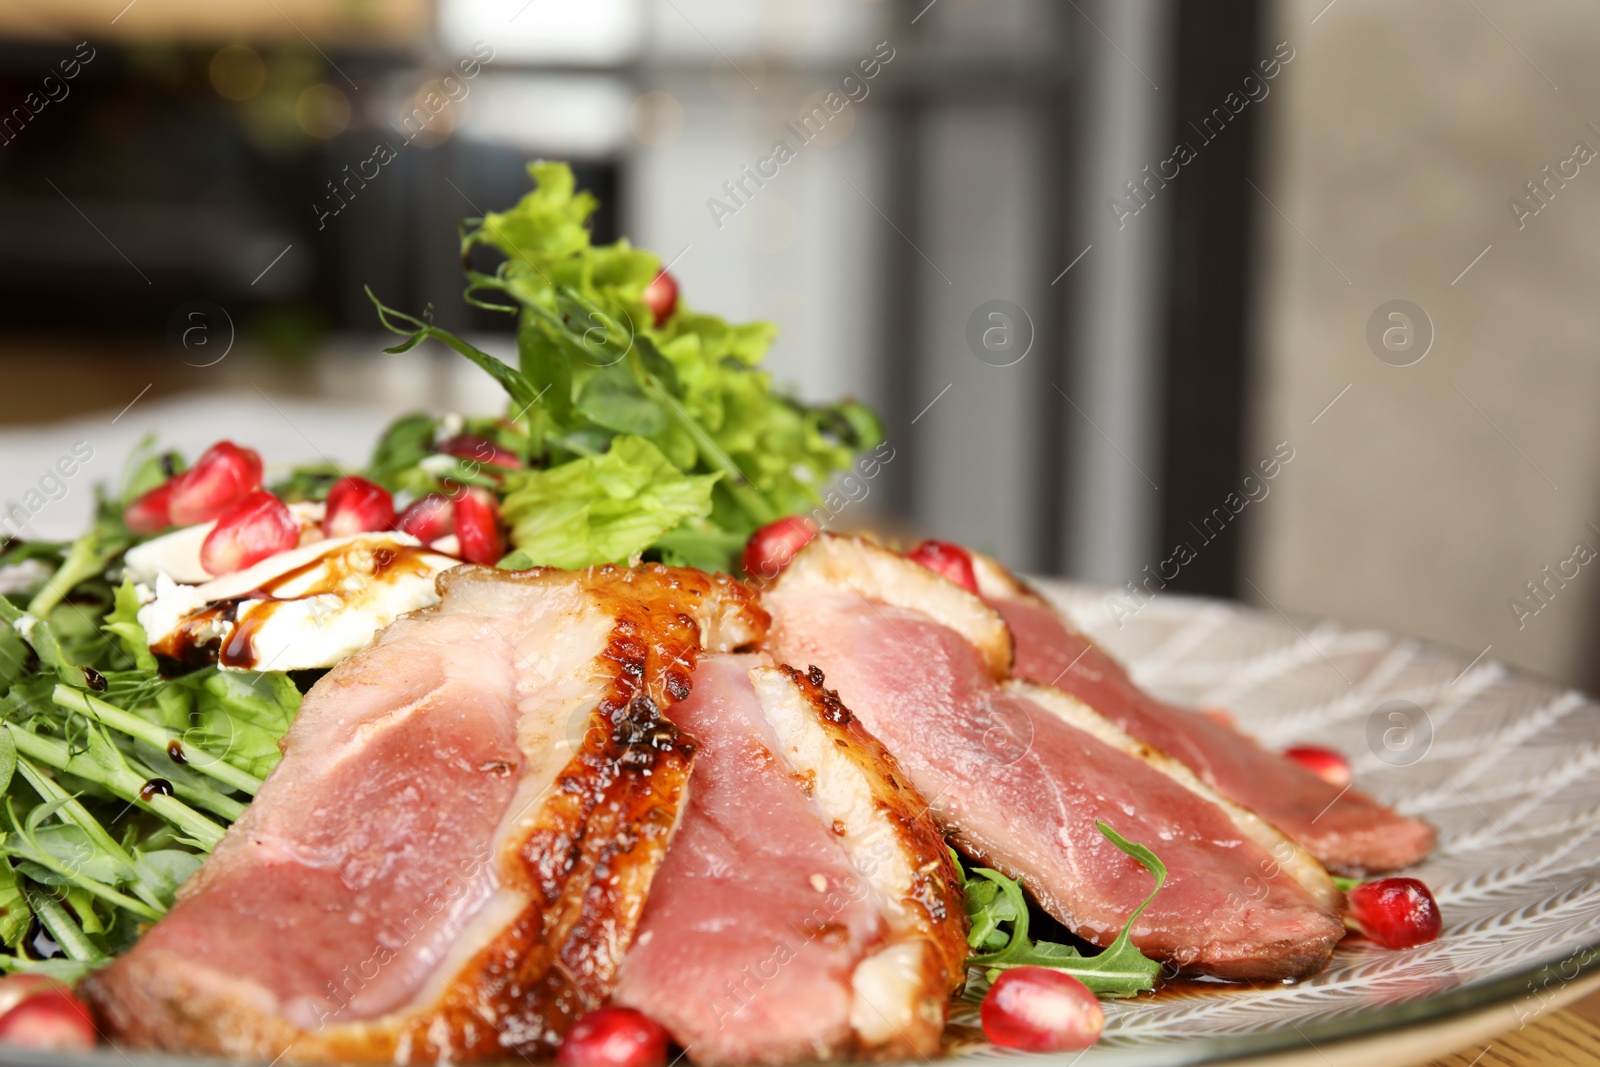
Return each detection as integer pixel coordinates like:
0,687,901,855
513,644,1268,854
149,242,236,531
4,588,1593,1067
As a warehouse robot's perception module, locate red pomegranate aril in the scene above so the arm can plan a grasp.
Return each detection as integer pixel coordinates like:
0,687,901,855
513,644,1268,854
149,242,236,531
0,976,64,1020
323,476,396,538
124,481,175,535
741,516,817,581
168,441,264,526
557,1006,670,1067
200,491,298,576
454,488,507,565
0,986,96,1051
641,270,679,327
906,540,980,594
980,967,1103,1052
1345,877,1443,949
396,493,455,544
438,435,524,471
1284,745,1353,788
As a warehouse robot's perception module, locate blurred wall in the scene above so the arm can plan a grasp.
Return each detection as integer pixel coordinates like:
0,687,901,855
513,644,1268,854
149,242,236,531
1249,0,1600,687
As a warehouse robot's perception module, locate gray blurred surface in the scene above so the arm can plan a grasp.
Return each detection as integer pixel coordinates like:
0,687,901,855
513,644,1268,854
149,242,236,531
1249,0,1600,687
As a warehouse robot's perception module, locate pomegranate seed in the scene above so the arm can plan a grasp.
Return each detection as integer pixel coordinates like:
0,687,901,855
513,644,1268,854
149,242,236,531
454,488,507,565
0,976,64,1019
438,435,524,471
200,491,298,576
980,967,1103,1052
906,540,979,594
641,270,679,327
558,1006,670,1067
1284,745,1353,788
124,482,175,535
1346,877,1442,949
0,986,96,1051
396,494,455,544
741,517,817,581
324,476,396,538
168,441,264,526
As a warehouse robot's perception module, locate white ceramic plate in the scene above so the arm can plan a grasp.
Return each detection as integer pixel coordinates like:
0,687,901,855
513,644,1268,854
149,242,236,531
2,583,1595,1067
939,582,1600,1065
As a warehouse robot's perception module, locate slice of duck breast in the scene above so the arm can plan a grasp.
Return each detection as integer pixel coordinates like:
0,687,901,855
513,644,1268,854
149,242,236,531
967,552,1435,875
762,535,1345,981
85,564,767,1064
613,654,967,1065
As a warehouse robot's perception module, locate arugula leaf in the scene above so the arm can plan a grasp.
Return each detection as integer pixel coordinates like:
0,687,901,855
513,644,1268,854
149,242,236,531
958,822,1167,997
190,672,301,780
500,436,719,569
365,412,441,485
399,161,884,570
650,523,749,571
577,365,668,436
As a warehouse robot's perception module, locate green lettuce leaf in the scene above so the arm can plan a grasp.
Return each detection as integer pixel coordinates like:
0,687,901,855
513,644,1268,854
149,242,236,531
500,436,719,569
437,161,883,567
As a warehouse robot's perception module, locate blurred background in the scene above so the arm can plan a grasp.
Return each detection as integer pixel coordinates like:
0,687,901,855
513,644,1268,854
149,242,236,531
1,0,1597,690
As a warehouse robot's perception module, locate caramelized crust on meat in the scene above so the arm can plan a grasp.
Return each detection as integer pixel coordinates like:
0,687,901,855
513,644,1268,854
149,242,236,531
761,664,969,1054
86,564,768,1064
614,656,967,1064
507,563,771,704
310,695,697,1063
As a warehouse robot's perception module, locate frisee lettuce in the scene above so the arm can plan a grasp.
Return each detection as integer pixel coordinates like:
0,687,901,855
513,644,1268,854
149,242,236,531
497,436,719,570
958,821,1167,998
0,158,887,974
368,159,883,572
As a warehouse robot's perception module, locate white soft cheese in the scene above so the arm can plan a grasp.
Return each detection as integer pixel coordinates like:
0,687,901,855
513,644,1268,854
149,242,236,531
137,531,462,672
124,502,326,586
124,522,216,585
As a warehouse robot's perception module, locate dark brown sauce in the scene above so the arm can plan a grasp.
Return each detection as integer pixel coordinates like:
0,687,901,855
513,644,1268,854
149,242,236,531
220,611,265,669
139,778,174,801
150,540,449,670
1143,974,1275,1000
166,740,188,765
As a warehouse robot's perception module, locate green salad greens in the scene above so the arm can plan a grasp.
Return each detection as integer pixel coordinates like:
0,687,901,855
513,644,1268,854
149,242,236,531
367,159,883,573
0,162,1164,1004
0,160,887,977
958,822,1167,997
0,450,302,980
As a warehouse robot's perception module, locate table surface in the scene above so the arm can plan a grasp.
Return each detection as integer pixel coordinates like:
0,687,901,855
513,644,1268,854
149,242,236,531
1431,989,1600,1065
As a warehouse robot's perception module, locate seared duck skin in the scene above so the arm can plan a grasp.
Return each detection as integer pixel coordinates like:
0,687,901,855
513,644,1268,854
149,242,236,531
614,655,967,1064
86,564,766,1064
